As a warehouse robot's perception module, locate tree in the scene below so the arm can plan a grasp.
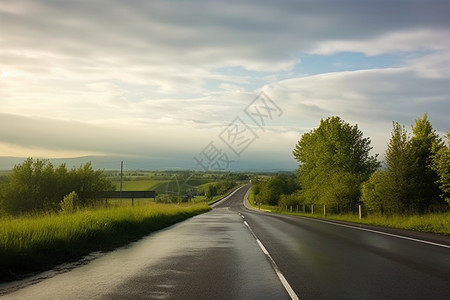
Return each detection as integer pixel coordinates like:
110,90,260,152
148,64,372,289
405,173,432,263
203,184,217,200
69,162,114,206
361,170,392,215
293,116,379,212
1,158,50,213
256,174,298,206
382,122,416,213
432,132,450,205
409,113,445,212
0,158,113,214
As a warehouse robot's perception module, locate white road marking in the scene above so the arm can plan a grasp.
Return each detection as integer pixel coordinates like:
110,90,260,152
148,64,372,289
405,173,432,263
243,220,300,300
300,217,450,249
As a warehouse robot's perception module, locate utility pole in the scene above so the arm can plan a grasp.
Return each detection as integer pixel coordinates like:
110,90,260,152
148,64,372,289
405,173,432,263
120,161,123,198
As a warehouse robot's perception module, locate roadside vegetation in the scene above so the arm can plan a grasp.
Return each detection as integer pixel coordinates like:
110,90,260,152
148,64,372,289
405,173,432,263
251,114,449,235
0,202,210,281
248,192,450,235
0,160,247,281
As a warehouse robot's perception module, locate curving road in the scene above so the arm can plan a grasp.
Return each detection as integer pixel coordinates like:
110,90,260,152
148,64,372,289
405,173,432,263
1,185,450,299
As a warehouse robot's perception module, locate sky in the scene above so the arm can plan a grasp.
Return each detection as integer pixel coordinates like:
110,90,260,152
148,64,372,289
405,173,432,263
0,0,449,171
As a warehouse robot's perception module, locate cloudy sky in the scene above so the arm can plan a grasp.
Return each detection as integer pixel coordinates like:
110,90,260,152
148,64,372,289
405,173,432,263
1,0,449,170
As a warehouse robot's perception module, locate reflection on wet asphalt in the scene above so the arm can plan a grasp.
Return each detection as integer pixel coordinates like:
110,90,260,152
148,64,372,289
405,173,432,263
1,186,289,299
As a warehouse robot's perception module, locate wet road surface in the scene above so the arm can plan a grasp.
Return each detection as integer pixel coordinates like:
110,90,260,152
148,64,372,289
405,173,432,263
225,187,450,299
2,184,450,299
0,186,289,299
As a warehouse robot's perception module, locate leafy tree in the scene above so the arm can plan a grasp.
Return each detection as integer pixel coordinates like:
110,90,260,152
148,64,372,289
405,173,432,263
382,122,416,213
409,113,445,212
1,158,50,213
252,174,298,206
69,162,114,206
203,184,217,200
361,170,393,215
432,132,450,205
279,190,302,209
293,116,379,212
0,158,113,214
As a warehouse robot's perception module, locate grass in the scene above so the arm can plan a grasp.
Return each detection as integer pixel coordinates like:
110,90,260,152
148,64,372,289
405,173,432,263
277,211,450,235
247,190,450,235
0,203,210,282
112,179,165,191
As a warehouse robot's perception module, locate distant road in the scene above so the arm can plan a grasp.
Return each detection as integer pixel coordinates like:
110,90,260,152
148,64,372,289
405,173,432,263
2,185,450,299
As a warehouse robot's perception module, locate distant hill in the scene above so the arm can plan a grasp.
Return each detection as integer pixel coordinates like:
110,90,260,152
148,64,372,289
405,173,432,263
0,155,296,172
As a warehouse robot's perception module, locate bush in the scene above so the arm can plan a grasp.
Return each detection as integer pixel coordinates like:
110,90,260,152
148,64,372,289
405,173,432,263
60,191,80,214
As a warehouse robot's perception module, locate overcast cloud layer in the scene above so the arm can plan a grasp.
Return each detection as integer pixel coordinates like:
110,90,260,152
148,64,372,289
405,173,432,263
1,0,449,170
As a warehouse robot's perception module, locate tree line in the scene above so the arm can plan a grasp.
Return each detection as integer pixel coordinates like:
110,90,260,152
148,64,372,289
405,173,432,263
254,114,449,215
0,158,113,215
202,180,238,200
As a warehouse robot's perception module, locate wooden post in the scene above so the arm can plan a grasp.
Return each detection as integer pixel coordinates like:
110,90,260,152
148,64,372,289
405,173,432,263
120,161,123,199
324,204,327,216
359,205,362,219
311,204,314,215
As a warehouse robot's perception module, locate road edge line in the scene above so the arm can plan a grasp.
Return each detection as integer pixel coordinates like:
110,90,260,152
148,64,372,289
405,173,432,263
244,186,449,249
243,220,300,300
299,216,450,249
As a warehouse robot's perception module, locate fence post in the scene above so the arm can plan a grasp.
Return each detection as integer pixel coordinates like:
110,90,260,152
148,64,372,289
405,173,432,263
311,204,314,215
359,205,362,219
324,204,327,216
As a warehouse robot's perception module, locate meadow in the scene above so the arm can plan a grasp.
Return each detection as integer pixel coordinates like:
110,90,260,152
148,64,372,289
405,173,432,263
0,203,210,282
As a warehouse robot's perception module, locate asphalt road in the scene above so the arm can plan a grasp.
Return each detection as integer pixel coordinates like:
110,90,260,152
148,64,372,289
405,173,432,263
2,185,450,299
221,185,450,299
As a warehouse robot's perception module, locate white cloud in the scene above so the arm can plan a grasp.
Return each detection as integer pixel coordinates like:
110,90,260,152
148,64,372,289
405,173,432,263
263,66,450,155
312,29,450,56
0,0,449,169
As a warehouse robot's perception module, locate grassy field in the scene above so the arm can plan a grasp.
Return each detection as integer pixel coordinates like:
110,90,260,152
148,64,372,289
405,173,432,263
112,179,166,191
0,203,210,282
247,189,450,235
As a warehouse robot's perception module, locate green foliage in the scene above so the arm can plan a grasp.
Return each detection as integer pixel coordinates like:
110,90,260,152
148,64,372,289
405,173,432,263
432,132,450,204
155,194,181,203
293,116,379,212
0,158,113,215
253,174,298,206
201,180,237,200
409,113,446,212
361,170,393,214
279,190,302,208
361,116,449,214
60,191,80,214
381,122,416,213
0,203,210,281
204,184,217,200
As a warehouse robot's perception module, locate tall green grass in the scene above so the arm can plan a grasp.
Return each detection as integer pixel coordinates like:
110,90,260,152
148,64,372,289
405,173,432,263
0,203,210,282
304,212,450,235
